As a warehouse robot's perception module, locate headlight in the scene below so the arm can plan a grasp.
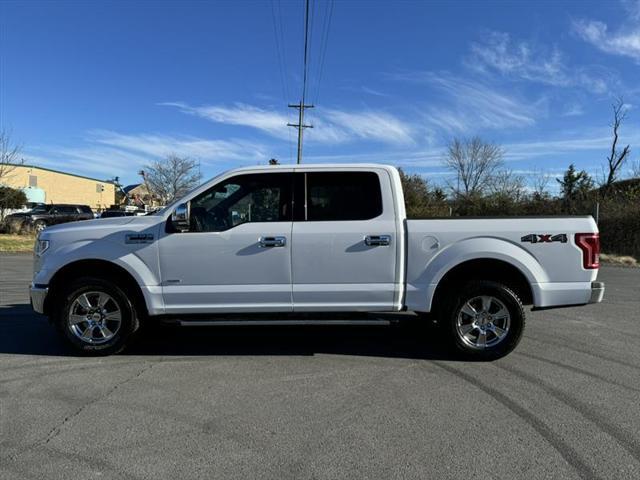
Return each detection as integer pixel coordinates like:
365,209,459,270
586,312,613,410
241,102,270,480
34,238,50,256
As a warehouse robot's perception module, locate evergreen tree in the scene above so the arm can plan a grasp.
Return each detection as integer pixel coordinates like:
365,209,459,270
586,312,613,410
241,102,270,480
557,164,593,212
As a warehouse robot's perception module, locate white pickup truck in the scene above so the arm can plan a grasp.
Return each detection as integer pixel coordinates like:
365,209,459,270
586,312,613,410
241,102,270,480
30,164,604,358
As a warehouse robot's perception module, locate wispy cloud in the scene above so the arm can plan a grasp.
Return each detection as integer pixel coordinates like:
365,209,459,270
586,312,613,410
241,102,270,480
89,130,266,163
305,148,442,168
502,126,640,163
322,109,415,145
161,102,415,146
573,18,640,62
561,102,585,117
160,102,289,138
25,131,269,181
467,31,614,93
360,86,390,97
623,0,640,20
393,72,539,133
503,135,613,161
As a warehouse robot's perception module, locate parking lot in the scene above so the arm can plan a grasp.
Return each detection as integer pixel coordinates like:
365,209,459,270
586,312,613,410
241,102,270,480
1,253,639,480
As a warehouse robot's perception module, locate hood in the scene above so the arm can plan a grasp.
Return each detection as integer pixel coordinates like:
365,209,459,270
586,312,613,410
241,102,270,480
43,215,162,234
5,212,30,219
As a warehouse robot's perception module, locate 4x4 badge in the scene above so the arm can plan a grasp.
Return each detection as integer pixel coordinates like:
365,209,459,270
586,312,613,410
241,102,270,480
521,233,567,244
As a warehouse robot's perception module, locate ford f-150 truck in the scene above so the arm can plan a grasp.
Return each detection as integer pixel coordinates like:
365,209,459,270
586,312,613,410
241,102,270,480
29,164,604,358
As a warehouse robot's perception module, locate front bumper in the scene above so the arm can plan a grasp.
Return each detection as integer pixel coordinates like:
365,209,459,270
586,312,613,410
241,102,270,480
589,281,605,304
29,283,48,314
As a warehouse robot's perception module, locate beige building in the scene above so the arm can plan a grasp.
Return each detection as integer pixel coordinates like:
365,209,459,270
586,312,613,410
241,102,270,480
2,165,116,211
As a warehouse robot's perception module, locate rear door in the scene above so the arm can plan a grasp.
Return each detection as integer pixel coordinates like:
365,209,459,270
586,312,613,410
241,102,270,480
78,205,94,220
291,169,398,311
52,206,75,224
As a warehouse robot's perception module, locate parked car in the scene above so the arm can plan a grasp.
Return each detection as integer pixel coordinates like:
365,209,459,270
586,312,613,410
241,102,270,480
100,210,137,218
29,164,604,357
5,204,93,233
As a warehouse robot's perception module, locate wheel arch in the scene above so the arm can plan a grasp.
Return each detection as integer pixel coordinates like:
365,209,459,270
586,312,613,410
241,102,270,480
429,258,534,315
44,259,148,318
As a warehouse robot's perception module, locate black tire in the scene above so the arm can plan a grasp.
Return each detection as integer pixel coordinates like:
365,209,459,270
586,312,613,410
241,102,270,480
52,277,140,355
441,280,525,360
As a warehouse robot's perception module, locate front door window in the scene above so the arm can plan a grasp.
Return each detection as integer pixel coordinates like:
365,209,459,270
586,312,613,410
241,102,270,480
189,173,292,232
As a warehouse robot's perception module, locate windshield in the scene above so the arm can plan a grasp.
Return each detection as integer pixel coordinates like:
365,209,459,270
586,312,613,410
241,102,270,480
152,170,230,216
29,205,50,214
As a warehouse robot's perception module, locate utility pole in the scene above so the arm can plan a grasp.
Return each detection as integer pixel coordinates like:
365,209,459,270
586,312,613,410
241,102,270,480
287,0,313,164
288,102,313,164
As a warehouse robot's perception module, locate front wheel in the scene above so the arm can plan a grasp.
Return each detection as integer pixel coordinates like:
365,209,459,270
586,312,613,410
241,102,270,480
442,280,525,360
53,277,140,355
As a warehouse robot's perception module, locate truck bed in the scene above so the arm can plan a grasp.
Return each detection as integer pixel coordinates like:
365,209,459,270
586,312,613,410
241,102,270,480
404,216,599,312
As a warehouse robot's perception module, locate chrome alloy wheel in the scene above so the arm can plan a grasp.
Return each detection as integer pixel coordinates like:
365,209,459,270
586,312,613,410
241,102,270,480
67,291,122,344
455,295,511,349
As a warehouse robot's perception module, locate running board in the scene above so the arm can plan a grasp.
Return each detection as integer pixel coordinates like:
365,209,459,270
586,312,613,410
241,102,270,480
173,318,393,327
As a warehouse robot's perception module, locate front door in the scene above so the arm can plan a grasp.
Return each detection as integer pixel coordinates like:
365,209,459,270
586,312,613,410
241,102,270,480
158,172,294,314
291,170,398,311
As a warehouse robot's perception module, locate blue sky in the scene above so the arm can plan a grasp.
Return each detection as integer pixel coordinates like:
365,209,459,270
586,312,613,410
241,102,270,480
1,0,639,188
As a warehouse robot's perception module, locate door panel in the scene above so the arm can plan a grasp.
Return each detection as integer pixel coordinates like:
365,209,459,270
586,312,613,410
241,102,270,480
159,222,293,313
52,208,67,225
291,220,397,310
291,170,398,311
159,172,294,314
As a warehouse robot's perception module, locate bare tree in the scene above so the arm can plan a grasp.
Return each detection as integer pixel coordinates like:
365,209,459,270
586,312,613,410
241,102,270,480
443,136,504,197
490,170,526,200
631,158,640,178
0,129,23,183
530,168,551,199
0,130,24,217
142,154,201,204
602,97,631,197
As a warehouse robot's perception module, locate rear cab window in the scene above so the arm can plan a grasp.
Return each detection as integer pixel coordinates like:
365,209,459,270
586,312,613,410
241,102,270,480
294,171,383,221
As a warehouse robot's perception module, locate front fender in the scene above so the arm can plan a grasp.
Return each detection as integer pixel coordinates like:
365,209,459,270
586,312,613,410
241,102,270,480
35,233,160,289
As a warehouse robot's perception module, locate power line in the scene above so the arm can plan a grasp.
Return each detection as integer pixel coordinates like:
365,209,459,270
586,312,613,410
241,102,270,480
270,0,296,164
277,0,296,163
310,0,326,100
313,0,334,105
269,0,289,103
301,0,311,103
288,0,314,164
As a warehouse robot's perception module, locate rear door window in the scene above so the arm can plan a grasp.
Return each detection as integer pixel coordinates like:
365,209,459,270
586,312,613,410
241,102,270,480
302,172,383,221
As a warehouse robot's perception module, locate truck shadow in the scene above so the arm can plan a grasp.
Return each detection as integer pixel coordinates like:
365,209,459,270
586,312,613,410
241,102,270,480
0,303,464,361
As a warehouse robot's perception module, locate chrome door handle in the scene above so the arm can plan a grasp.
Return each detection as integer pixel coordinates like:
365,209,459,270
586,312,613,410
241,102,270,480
259,236,287,247
365,235,391,246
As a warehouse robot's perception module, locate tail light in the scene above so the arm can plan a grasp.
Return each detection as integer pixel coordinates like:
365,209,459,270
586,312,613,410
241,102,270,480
575,233,600,269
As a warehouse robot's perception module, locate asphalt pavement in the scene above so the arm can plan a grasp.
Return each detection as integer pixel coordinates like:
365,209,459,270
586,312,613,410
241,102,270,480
1,253,639,480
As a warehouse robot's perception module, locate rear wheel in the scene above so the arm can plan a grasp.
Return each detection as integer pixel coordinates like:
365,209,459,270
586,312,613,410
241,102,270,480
441,280,525,360
53,277,139,355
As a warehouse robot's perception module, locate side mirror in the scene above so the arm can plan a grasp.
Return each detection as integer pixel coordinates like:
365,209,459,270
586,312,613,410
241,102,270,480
171,203,190,232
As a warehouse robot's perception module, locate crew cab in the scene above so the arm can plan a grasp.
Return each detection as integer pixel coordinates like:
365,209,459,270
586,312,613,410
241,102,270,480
29,164,604,358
